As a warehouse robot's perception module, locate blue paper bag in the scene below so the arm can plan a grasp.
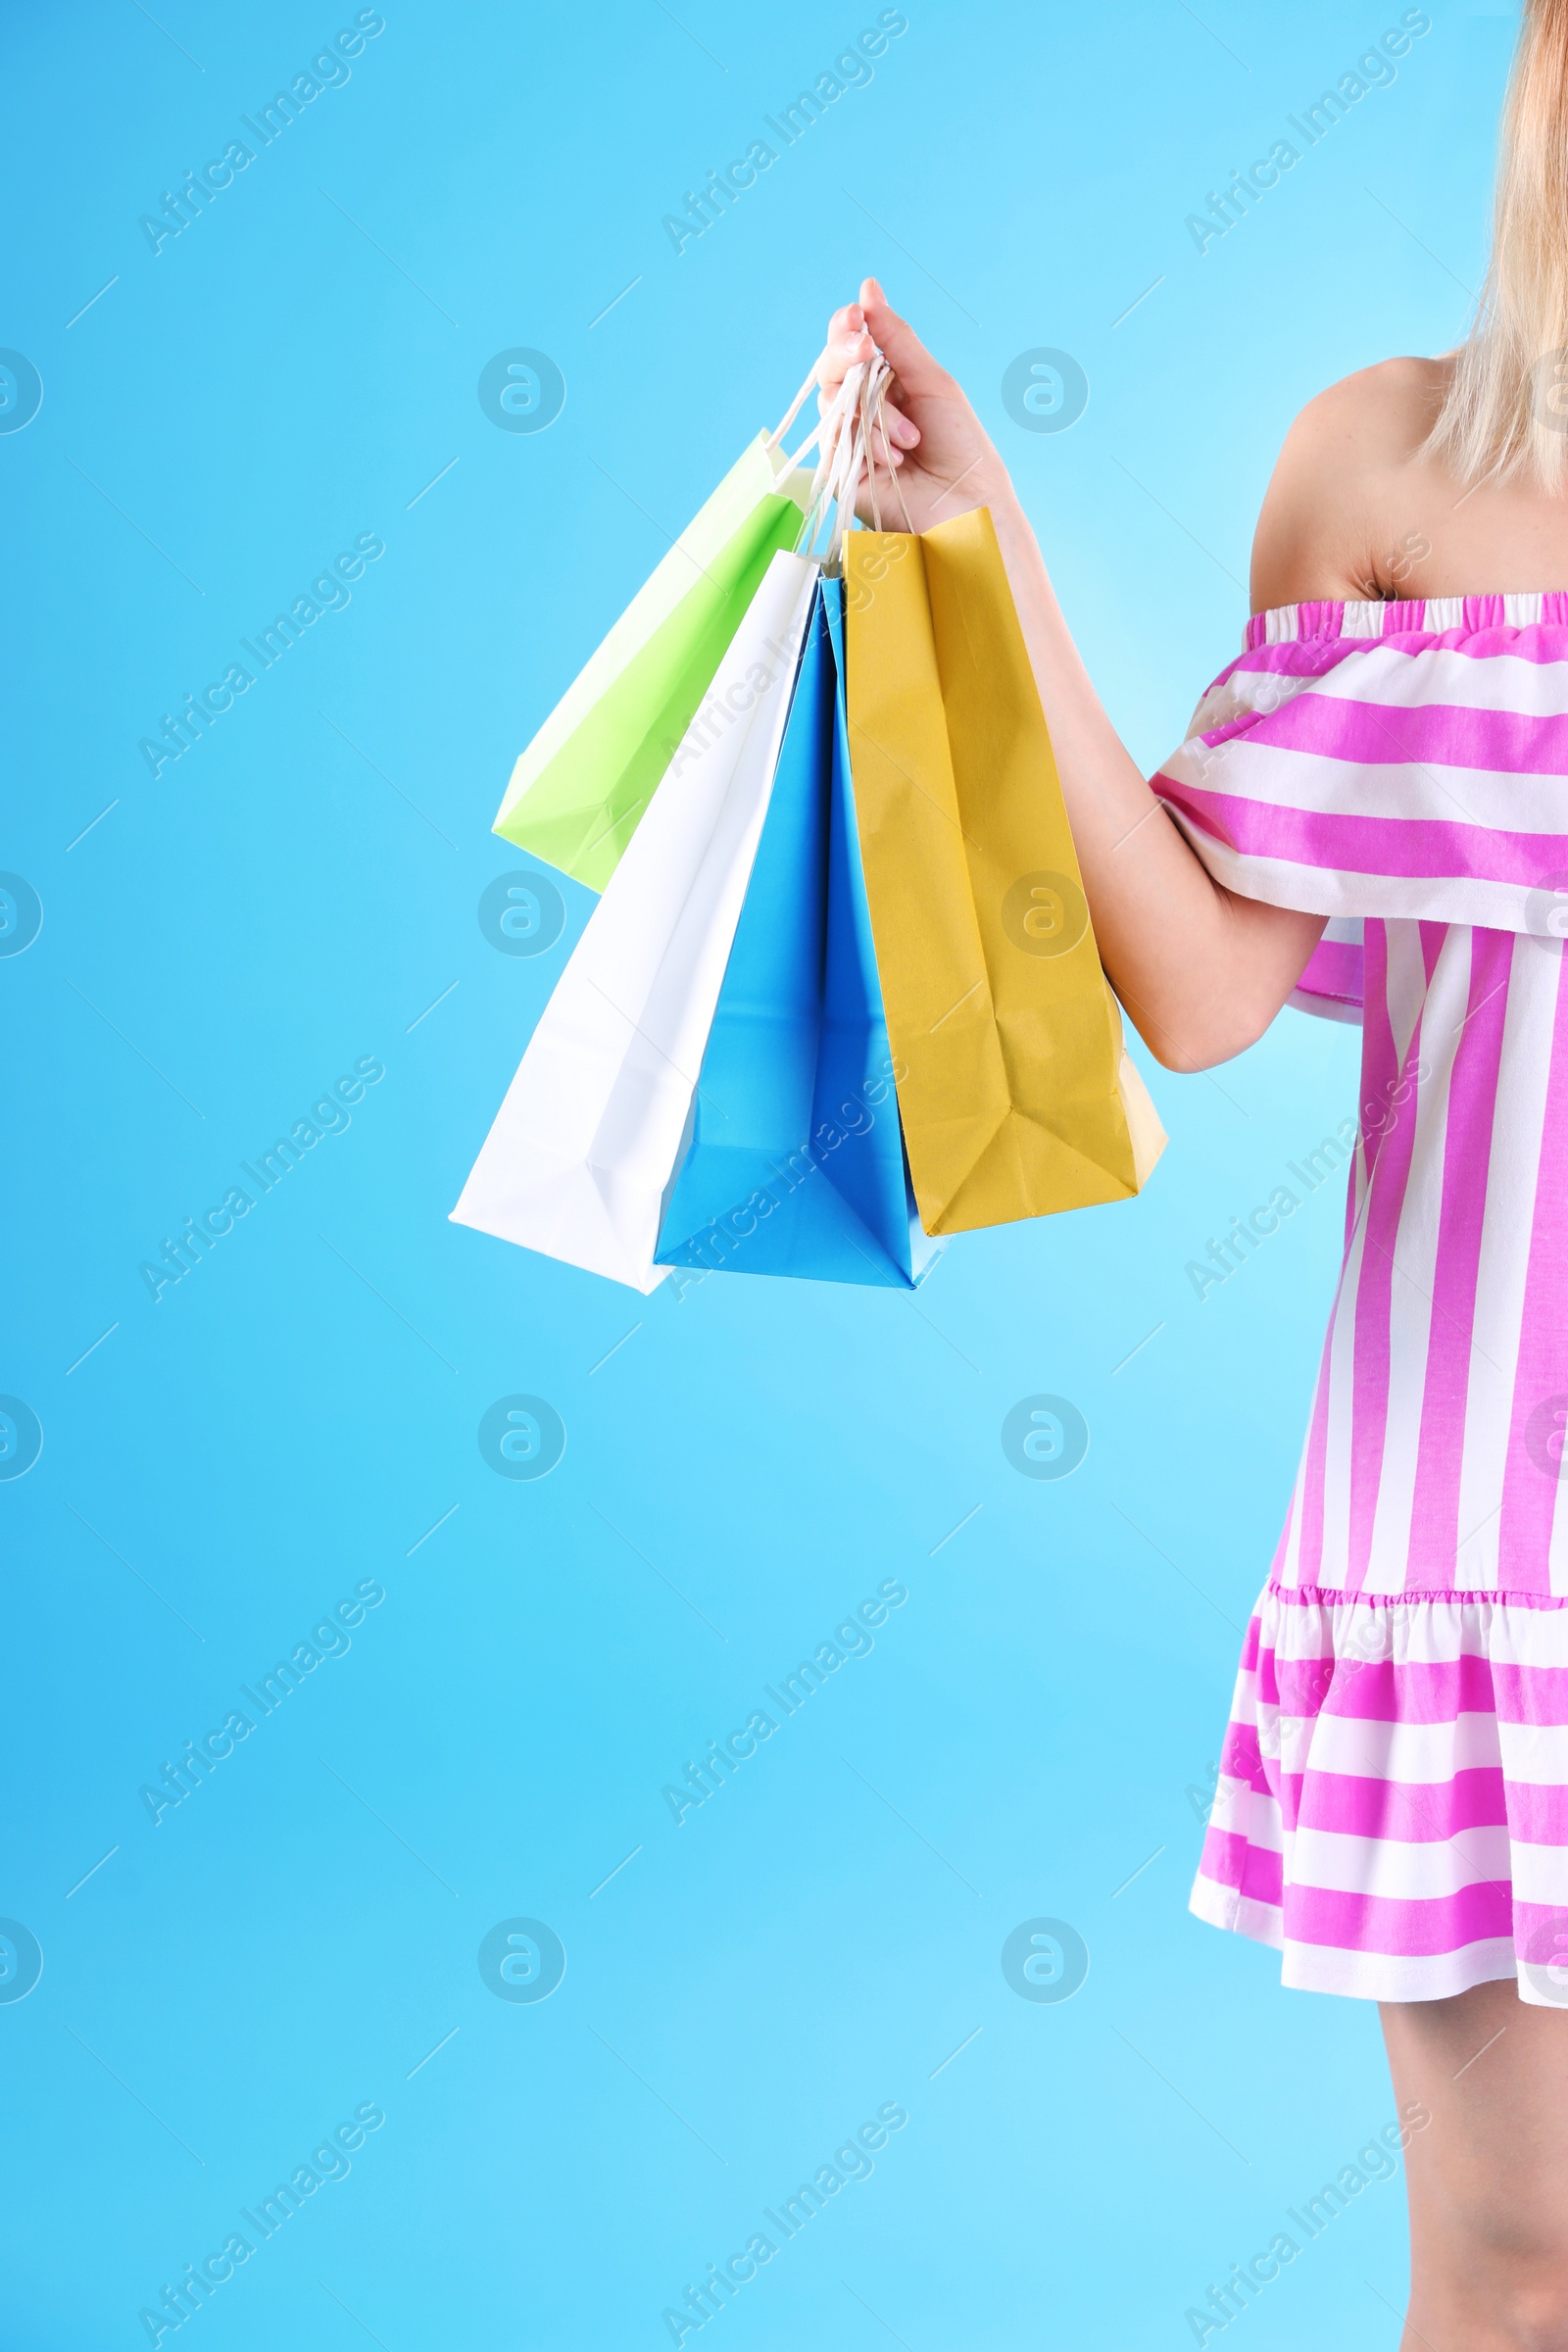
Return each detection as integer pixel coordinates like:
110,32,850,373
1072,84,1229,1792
655,580,943,1289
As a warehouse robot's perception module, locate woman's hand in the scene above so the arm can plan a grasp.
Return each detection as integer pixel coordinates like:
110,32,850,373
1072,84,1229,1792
818,277,1012,534
816,284,1326,1073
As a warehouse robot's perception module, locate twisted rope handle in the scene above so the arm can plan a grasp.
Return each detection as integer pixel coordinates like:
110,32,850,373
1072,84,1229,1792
773,348,916,571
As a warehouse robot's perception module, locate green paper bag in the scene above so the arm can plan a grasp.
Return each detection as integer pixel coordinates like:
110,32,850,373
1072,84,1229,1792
494,434,812,892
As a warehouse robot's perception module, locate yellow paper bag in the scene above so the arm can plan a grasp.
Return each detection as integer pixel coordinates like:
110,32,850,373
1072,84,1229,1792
844,507,1164,1236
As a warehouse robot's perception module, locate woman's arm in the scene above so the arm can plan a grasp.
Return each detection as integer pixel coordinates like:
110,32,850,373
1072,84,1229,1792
821,281,1328,1073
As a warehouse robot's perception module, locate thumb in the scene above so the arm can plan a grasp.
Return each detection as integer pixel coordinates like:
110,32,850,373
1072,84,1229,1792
858,276,949,395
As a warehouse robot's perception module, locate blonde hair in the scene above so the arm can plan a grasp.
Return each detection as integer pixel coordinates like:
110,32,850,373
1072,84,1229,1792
1427,0,1568,490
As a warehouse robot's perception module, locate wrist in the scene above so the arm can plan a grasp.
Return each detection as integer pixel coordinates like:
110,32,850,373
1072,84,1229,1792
983,476,1040,571
923,440,1013,530
971,463,1014,519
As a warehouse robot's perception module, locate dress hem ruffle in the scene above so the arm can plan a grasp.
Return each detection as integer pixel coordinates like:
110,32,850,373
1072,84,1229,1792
1188,1875,1540,2004
1189,1579,1568,2006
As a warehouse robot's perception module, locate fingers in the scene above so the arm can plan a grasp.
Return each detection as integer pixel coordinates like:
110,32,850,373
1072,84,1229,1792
817,300,874,412
855,439,909,529
836,399,910,486
866,405,910,470
818,284,928,444
831,300,873,366
858,275,947,400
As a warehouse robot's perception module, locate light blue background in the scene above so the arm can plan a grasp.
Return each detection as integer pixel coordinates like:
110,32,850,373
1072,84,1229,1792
0,1,1511,2344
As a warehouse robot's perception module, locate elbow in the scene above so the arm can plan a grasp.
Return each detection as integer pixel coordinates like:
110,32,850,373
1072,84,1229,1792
1137,995,1280,1073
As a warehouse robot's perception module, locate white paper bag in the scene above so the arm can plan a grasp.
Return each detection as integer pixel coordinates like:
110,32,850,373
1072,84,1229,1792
452,549,819,1292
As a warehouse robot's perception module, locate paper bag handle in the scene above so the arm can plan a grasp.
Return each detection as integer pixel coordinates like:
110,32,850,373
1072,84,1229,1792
770,348,915,569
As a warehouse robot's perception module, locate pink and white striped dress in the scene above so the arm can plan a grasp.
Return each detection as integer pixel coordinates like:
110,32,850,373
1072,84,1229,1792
1156,593,1568,2005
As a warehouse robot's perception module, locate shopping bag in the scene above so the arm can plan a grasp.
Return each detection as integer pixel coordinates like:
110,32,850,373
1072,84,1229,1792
451,548,819,1292
844,507,1165,1236
493,434,814,892
655,578,944,1289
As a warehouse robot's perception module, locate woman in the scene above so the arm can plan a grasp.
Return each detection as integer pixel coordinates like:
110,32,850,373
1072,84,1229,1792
819,7,1568,2343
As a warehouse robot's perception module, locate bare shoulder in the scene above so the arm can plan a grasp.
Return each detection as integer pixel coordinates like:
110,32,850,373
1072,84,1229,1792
1250,356,1454,612
1284,356,1449,463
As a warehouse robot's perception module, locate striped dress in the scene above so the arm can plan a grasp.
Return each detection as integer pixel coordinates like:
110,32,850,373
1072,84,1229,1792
1156,593,1568,2005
